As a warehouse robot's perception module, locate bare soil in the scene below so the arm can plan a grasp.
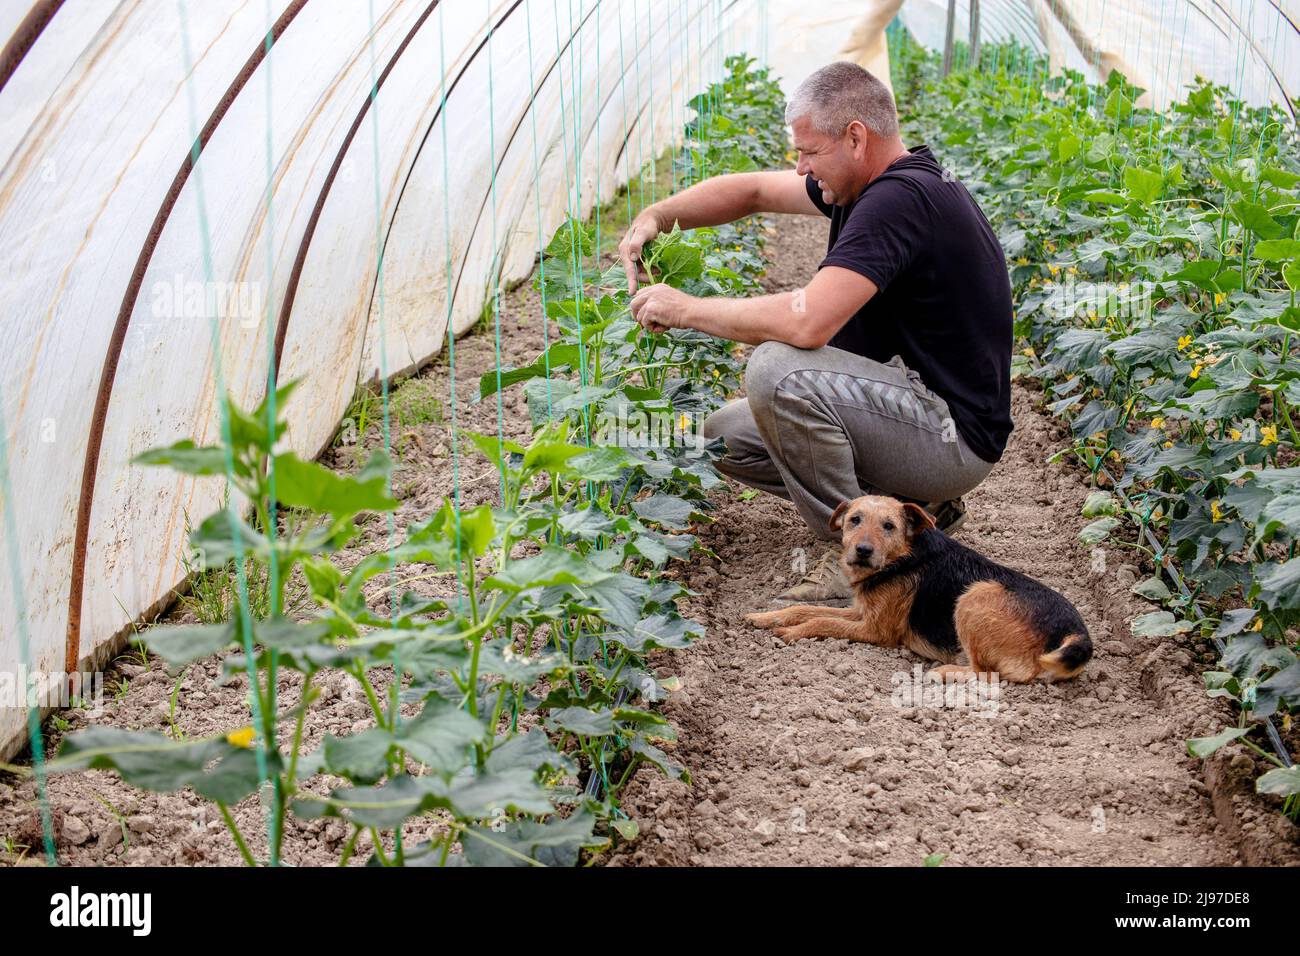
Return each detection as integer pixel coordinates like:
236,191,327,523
2,214,1296,867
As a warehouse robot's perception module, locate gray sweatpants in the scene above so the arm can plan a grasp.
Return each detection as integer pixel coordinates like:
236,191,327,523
702,341,996,542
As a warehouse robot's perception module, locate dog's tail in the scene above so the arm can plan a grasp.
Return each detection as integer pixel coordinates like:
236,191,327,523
1038,633,1093,678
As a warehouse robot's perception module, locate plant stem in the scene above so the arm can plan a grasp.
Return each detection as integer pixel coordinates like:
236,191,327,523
218,801,257,867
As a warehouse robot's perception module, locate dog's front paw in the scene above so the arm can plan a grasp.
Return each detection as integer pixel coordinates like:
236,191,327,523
773,625,803,645
746,610,781,630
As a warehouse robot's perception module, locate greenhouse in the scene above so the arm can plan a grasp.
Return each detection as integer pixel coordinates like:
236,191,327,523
0,0,1297,875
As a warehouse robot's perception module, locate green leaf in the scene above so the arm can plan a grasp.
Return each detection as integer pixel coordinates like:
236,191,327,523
484,547,612,593
297,774,444,830
1056,134,1081,162
1232,200,1283,240
50,727,269,803
1186,726,1250,758
629,736,690,783
1078,190,1127,206
1255,556,1300,611
444,767,552,818
396,699,485,776
1212,607,1258,639
272,450,398,518
461,809,604,867
632,493,698,530
143,620,238,668
1130,610,1193,638
1081,491,1119,517
1256,765,1300,799
612,818,639,841
132,440,236,477
1253,238,1300,262
1078,516,1120,545
610,612,704,653
485,728,578,777
1256,660,1300,718
1123,165,1163,205
544,705,615,736
320,728,394,784
1131,577,1172,601
1221,633,1293,681
479,344,583,400
1161,259,1222,292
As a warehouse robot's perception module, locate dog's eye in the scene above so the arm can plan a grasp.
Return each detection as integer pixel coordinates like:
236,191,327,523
882,521,895,532
849,515,861,526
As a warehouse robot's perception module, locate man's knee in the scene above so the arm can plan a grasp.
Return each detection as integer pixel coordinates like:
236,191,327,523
744,340,802,408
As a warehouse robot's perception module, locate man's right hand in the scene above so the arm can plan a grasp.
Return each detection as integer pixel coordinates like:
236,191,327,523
618,210,663,294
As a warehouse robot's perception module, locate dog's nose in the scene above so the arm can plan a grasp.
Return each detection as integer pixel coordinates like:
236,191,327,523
856,544,873,560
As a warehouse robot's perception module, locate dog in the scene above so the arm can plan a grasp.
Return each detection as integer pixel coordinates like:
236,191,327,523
745,495,1092,683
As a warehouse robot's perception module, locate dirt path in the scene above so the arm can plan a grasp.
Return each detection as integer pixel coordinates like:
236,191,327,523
2,214,1296,866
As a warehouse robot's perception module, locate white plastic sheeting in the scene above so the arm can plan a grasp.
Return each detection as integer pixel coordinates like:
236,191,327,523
0,0,764,760
896,0,1299,114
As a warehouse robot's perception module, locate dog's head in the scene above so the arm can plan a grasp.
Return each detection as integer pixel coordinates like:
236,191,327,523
829,495,936,583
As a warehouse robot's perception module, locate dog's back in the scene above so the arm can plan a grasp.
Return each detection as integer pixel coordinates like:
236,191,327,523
905,529,1093,677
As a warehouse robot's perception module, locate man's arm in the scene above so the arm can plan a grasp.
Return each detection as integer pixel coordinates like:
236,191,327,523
619,170,819,292
630,265,876,350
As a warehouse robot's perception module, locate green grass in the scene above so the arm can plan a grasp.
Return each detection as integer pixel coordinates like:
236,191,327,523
178,509,271,625
336,377,445,461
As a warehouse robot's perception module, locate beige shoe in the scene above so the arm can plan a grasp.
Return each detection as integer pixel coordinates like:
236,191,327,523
924,496,968,535
776,547,852,605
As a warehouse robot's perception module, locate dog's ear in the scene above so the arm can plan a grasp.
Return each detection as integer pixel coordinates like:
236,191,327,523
829,500,851,533
902,502,936,535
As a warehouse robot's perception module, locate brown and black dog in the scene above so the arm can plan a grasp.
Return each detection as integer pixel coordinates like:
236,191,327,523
746,495,1092,682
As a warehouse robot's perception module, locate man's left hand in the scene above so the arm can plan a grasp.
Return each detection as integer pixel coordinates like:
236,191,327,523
630,284,696,334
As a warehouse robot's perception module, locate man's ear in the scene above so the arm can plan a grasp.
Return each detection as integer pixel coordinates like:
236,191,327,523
829,500,850,533
902,502,936,535
845,119,870,156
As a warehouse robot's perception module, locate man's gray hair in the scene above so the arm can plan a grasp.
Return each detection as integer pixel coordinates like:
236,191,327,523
784,61,899,138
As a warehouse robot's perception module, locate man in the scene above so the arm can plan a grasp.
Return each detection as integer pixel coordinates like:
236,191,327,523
620,61,1013,604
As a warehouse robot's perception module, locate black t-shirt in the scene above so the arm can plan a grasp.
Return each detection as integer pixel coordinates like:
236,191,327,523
805,144,1013,464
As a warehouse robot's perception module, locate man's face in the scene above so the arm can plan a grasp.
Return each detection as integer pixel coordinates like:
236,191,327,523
791,114,861,206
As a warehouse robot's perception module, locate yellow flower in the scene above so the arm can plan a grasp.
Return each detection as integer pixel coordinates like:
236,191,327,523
1066,266,1078,275
1086,310,1098,323
1021,346,1036,357
1047,264,1061,276
1015,256,1029,266
1260,424,1278,446
1045,240,1057,252
1178,335,1192,351
1211,500,1223,522
1249,617,1263,632
226,726,257,749
1229,428,1242,440
1189,363,1202,379
1214,292,1225,306
1150,417,1165,429
679,413,691,431
1163,440,1174,448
